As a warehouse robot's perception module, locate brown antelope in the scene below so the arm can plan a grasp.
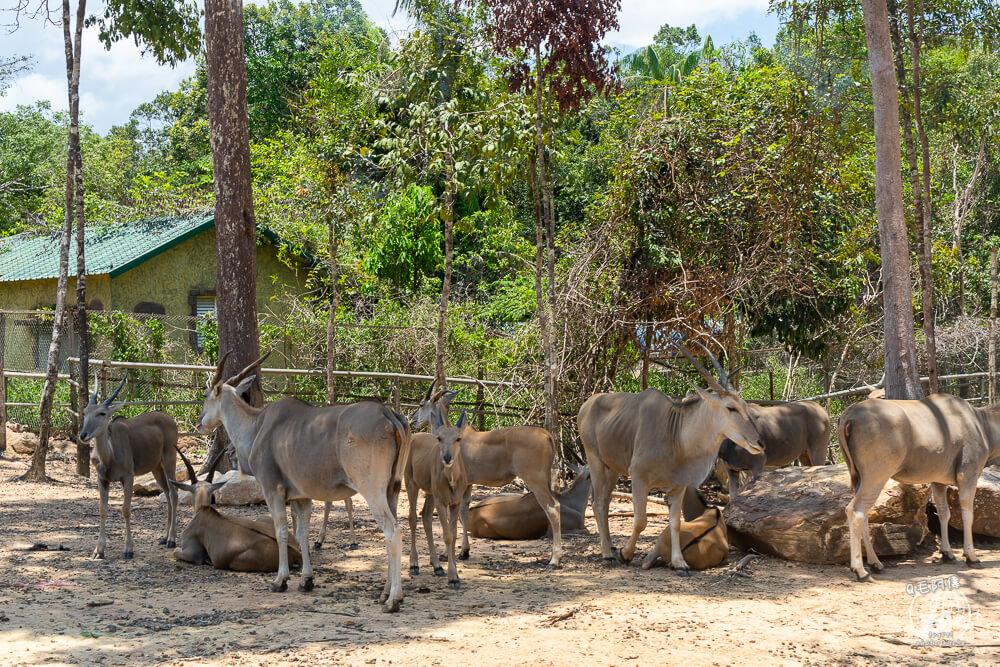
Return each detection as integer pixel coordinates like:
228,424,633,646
468,466,592,540
578,342,762,572
405,406,470,589
196,352,410,612
718,401,831,497
170,446,302,571
839,393,1000,580
412,385,562,566
641,488,728,571
79,373,179,560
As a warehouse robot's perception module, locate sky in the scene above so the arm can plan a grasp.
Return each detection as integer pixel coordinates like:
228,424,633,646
0,0,782,135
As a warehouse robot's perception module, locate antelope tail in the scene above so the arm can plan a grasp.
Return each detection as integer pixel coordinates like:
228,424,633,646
839,419,859,493
385,408,411,500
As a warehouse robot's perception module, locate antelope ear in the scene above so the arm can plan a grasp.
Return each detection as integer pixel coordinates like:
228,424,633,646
235,375,256,403
208,481,228,493
169,479,194,492
108,402,126,415
456,409,468,429
694,387,714,402
441,390,458,405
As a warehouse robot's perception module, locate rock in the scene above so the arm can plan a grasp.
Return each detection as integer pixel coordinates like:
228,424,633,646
946,467,1000,537
725,463,930,564
133,474,164,497
8,429,39,455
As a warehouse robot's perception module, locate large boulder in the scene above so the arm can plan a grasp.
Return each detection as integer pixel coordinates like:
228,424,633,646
7,429,39,455
725,463,930,564
133,466,191,496
947,467,1000,537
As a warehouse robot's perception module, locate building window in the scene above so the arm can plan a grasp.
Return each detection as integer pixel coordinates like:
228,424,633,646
134,301,166,315
188,289,216,351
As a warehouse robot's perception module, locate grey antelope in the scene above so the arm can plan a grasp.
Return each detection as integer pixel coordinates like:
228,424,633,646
196,352,411,612
468,466,592,540
226,377,356,552
405,406,470,589
170,445,302,571
78,372,179,559
839,393,1000,580
412,384,562,566
578,342,762,572
718,400,831,497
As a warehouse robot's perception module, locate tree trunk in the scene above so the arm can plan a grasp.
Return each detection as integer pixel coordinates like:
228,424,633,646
862,0,923,400
991,244,997,405
640,324,651,390
203,0,261,472
435,155,456,389
532,43,557,445
326,216,339,405
23,0,86,482
72,0,89,475
889,0,937,394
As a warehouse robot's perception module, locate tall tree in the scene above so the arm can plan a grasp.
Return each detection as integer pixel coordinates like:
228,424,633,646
203,0,263,470
861,0,923,399
474,0,619,446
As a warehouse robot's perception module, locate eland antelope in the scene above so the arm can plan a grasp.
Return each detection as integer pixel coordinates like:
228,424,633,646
196,352,411,612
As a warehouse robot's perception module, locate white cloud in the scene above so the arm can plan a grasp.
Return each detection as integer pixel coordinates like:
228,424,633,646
611,0,773,50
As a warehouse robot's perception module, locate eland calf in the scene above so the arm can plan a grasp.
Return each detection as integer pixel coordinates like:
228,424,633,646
79,373,179,560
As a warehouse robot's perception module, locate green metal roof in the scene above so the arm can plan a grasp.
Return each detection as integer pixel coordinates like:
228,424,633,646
0,215,215,283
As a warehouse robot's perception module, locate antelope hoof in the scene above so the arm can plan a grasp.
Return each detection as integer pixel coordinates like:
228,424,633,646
409,565,420,576
271,581,288,593
313,541,323,550
433,566,445,577
941,552,957,563
349,543,359,551
299,577,315,592
855,571,872,582
869,561,884,574
91,552,104,560
966,557,982,568
381,599,401,614
448,580,460,590
677,569,691,578
613,547,632,565
459,548,469,560
165,540,175,549
158,538,167,545
122,551,134,560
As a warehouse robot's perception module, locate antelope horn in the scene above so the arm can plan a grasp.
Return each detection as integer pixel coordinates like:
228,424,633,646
430,389,445,403
103,371,128,406
225,351,272,386
89,372,100,405
423,382,435,401
205,442,227,484
212,351,232,388
173,443,199,485
691,340,730,390
673,342,726,392
727,366,744,384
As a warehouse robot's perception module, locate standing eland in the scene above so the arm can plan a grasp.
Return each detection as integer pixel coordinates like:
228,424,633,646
78,372,179,559
840,393,1000,580
196,352,411,612
578,342,762,572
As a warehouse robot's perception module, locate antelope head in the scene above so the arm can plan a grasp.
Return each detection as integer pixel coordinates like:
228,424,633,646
411,382,458,430
170,445,226,511
675,341,763,456
431,405,467,469
195,351,270,434
79,372,128,443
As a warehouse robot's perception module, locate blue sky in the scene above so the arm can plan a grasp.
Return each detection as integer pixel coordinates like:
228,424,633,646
1,0,781,135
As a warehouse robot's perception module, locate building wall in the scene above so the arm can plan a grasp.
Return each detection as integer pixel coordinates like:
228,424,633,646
110,227,307,316
0,275,111,311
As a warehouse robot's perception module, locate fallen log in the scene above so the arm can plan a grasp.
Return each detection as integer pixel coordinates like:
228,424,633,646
726,464,929,564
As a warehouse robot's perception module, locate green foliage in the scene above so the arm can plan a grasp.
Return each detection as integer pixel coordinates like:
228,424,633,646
88,0,202,66
362,185,442,292
90,312,167,363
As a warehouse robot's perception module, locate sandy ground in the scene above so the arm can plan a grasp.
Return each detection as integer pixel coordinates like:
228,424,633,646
2,447,1000,667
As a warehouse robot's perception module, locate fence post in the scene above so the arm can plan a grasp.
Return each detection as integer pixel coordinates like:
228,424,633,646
100,362,108,402
476,362,486,431
69,359,89,477
768,369,774,401
0,313,6,455
391,376,401,413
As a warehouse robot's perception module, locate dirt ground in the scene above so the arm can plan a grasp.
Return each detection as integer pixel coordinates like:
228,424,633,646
2,447,1000,667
